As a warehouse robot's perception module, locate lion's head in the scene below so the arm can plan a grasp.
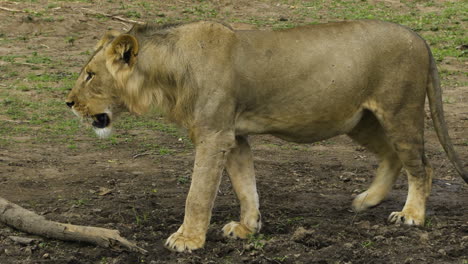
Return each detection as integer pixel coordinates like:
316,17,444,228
66,30,140,138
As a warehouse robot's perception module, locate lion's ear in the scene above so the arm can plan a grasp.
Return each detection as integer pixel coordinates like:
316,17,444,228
107,34,139,67
95,30,121,51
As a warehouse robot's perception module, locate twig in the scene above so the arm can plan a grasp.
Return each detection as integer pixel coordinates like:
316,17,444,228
118,21,131,31
262,256,282,264
16,62,44,68
133,152,151,159
0,6,22,12
1,119,30,124
80,8,145,25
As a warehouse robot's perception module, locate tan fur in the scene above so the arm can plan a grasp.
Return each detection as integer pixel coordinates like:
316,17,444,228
66,20,467,253
347,111,403,211
223,136,261,238
94,30,121,51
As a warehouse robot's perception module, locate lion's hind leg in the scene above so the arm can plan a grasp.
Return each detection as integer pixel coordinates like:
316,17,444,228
388,156,433,225
347,111,403,212
368,98,432,226
223,136,261,239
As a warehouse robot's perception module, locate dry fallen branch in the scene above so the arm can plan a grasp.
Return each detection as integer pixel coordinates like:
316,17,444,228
0,197,147,254
0,119,30,124
0,6,59,13
0,6,145,27
133,152,152,159
0,6,22,12
80,7,146,25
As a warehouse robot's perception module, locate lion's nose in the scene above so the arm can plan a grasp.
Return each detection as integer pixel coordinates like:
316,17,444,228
66,101,75,108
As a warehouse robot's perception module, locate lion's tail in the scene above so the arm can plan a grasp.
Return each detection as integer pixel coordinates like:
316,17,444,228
426,44,468,184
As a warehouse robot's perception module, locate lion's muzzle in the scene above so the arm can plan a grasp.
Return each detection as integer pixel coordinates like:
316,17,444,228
92,113,111,128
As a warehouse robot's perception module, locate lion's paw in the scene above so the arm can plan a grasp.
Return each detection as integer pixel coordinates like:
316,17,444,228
222,221,256,239
165,232,204,253
352,191,383,212
388,211,424,226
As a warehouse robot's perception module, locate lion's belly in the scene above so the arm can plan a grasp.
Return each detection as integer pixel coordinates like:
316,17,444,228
235,109,363,143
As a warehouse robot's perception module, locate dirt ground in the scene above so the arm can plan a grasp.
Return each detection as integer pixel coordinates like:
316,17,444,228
0,1,467,263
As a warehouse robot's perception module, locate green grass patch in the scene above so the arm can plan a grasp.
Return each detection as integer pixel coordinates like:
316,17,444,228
289,0,467,62
125,10,141,18
26,52,52,64
0,55,24,63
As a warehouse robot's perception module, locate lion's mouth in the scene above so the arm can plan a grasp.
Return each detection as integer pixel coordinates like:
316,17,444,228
92,113,111,128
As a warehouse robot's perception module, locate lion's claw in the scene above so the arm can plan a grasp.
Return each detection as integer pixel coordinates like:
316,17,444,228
165,232,204,253
388,211,423,226
222,221,255,239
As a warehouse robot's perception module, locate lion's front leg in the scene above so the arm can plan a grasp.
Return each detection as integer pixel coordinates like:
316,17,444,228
165,131,235,253
222,136,261,239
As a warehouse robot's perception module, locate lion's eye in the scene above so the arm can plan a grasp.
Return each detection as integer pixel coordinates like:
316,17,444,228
86,71,95,82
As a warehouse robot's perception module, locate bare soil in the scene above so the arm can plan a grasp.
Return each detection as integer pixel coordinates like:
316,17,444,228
0,1,467,263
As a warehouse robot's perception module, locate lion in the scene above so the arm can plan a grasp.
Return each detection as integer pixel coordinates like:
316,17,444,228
66,20,468,253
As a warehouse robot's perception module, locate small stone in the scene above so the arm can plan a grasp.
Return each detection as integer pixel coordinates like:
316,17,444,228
243,244,253,251
396,236,408,241
419,232,429,243
373,235,386,242
354,177,366,183
292,226,314,241
356,221,371,229
7,247,23,256
24,247,33,255
8,236,36,245
404,257,414,264
355,146,366,152
42,253,50,259
112,255,127,264
437,249,446,256
343,242,353,248
249,250,259,256
98,187,112,196
340,172,356,182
